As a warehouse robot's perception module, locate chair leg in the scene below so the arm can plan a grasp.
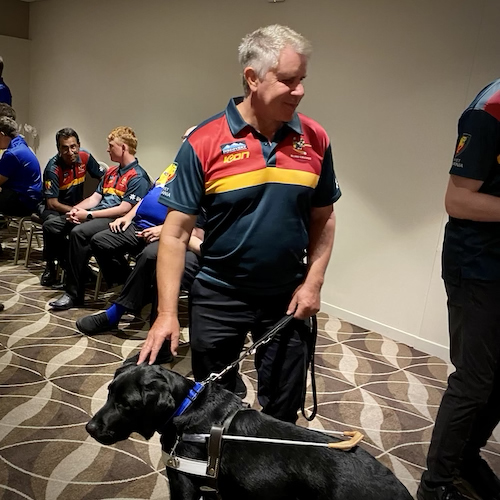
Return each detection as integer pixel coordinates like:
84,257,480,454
94,269,103,301
25,224,35,267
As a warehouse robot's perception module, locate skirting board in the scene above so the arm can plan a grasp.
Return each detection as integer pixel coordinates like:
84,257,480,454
321,302,451,363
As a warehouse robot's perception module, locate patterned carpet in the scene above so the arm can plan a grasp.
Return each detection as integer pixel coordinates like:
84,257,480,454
1,228,500,500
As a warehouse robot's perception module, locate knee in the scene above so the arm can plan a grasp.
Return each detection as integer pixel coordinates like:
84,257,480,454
90,233,105,252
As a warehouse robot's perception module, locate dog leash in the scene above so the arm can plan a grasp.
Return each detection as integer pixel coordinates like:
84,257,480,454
203,314,296,384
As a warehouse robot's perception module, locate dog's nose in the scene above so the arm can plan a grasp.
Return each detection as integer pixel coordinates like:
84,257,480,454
86,420,97,436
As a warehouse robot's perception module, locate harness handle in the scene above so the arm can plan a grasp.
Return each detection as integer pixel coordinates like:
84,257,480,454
327,430,364,450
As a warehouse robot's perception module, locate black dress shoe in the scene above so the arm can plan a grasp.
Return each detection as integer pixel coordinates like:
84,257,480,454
49,293,81,311
76,312,116,335
40,265,57,287
417,480,468,500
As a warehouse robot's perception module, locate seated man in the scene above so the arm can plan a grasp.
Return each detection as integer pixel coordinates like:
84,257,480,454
40,128,105,286
47,126,151,310
0,117,42,217
76,127,203,335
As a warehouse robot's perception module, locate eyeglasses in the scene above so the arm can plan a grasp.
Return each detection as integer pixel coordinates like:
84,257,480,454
60,144,79,153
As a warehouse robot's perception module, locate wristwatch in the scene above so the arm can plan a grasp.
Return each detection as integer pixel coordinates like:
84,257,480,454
86,212,94,220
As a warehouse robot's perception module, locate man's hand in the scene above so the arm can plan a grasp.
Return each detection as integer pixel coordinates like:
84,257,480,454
286,282,321,319
66,207,87,224
137,226,162,243
109,217,131,233
138,312,180,365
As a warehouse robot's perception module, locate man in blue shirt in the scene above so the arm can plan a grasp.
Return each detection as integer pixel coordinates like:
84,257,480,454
0,57,12,106
0,117,42,217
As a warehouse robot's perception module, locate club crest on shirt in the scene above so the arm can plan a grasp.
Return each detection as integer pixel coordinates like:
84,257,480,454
45,180,52,190
291,136,312,160
455,134,471,156
157,163,178,186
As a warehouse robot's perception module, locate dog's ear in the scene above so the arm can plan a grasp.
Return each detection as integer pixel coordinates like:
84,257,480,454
141,366,177,413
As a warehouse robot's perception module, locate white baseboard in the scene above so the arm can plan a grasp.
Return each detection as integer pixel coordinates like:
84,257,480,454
321,302,451,363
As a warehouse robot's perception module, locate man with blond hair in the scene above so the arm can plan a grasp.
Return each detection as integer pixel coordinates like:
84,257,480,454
48,126,151,310
139,25,341,422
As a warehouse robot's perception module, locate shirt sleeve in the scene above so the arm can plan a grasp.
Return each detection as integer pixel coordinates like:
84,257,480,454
122,173,151,205
311,144,341,207
43,164,60,199
87,154,106,179
450,109,500,180
0,151,16,178
158,140,205,214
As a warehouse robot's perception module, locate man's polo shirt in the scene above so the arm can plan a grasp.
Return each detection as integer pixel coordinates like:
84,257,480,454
0,78,12,106
443,78,500,283
43,150,104,208
159,97,341,295
93,159,151,211
0,135,42,210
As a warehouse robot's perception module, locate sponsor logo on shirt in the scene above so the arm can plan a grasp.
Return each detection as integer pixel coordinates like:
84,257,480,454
223,151,250,163
220,141,248,155
455,134,471,156
157,163,178,186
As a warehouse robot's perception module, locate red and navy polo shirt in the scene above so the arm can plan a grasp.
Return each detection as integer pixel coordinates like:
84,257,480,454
443,78,500,282
159,97,341,295
93,159,151,210
43,150,104,207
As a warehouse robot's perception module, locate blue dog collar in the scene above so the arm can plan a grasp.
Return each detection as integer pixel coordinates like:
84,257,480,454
172,382,205,418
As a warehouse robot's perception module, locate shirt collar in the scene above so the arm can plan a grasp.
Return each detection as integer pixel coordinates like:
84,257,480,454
118,158,138,173
225,97,302,138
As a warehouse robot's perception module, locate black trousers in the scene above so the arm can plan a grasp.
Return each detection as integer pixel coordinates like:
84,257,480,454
92,226,201,319
189,279,312,423
0,187,34,216
149,250,201,326
52,217,114,301
90,223,144,287
424,279,500,484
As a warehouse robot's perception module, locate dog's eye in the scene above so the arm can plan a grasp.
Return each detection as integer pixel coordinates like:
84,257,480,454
116,401,132,412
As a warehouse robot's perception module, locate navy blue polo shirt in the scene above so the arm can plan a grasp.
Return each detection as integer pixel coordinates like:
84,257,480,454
158,97,341,295
93,159,151,211
43,150,104,207
442,78,500,283
0,135,42,210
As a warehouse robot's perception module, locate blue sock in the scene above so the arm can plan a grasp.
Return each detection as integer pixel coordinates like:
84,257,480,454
106,303,126,325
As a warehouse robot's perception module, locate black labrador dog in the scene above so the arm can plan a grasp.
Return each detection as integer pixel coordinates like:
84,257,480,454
86,362,413,500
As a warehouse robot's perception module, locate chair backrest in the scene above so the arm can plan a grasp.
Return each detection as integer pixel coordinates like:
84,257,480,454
83,161,108,199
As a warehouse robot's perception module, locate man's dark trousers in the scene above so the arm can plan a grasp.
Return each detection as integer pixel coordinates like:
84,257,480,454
64,218,114,301
424,279,500,484
90,224,145,287
188,278,313,424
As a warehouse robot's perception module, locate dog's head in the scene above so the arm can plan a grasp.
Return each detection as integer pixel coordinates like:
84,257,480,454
86,362,192,445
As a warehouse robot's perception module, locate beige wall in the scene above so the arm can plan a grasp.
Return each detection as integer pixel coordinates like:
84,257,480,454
0,0,29,39
27,0,500,358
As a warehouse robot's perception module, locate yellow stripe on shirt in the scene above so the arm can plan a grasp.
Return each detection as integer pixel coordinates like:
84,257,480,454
59,176,86,191
205,167,319,195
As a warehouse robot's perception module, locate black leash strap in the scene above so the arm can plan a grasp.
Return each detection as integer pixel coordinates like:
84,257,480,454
301,314,318,422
